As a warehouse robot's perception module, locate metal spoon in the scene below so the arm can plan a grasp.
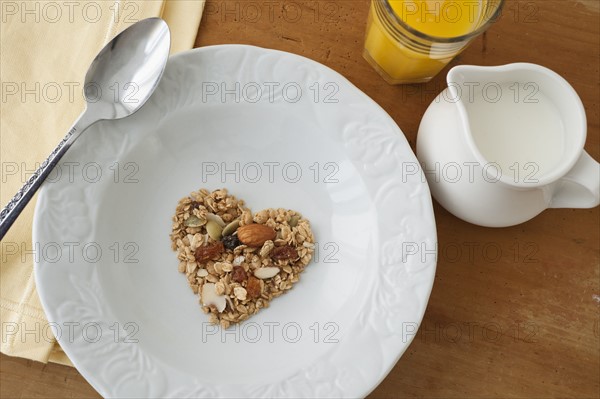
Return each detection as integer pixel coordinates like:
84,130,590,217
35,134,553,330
0,18,170,240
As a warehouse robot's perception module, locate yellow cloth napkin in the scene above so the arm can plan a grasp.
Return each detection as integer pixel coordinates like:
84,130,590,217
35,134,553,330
0,0,205,366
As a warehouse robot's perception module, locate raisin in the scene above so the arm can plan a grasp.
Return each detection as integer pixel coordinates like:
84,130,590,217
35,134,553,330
231,266,247,283
246,276,262,299
194,242,224,263
222,234,242,250
271,245,297,261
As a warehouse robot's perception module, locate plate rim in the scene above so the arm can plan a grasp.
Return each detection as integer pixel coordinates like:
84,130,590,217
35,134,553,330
33,44,438,398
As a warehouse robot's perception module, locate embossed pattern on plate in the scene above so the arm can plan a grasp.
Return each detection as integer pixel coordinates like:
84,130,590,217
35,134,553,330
33,45,437,398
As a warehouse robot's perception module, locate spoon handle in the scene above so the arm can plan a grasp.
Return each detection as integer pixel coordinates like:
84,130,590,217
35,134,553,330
0,114,94,241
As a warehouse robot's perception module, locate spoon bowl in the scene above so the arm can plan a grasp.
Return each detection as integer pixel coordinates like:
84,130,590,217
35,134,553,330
84,18,171,119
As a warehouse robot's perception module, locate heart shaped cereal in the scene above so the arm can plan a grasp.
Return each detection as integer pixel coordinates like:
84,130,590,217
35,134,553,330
170,188,315,328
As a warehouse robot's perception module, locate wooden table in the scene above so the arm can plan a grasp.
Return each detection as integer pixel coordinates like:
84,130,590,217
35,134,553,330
1,0,598,397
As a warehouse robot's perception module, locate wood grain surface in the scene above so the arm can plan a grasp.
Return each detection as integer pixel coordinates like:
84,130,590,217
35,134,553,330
1,0,598,398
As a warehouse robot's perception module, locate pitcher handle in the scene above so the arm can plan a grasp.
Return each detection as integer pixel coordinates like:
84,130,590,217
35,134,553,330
549,151,600,209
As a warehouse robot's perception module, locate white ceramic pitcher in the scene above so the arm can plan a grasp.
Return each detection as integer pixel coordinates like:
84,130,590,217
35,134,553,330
417,63,599,227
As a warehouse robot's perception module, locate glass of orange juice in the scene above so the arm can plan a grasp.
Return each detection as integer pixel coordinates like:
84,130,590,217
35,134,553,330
364,0,504,84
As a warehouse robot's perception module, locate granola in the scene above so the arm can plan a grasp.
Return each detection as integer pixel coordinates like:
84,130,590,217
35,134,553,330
170,188,315,329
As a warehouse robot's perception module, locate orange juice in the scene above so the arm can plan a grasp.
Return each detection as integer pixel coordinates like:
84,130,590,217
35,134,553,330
363,0,500,84
390,0,483,37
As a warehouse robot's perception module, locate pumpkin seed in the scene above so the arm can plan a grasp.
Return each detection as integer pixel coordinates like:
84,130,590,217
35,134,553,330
184,215,206,227
222,218,240,236
289,215,300,227
206,220,223,241
206,213,226,227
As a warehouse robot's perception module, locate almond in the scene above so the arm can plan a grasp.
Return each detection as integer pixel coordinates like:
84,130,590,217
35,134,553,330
201,283,226,313
237,224,276,247
254,267,280,279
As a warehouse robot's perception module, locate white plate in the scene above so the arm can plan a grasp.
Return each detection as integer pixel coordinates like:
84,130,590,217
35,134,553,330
34,45,437,398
